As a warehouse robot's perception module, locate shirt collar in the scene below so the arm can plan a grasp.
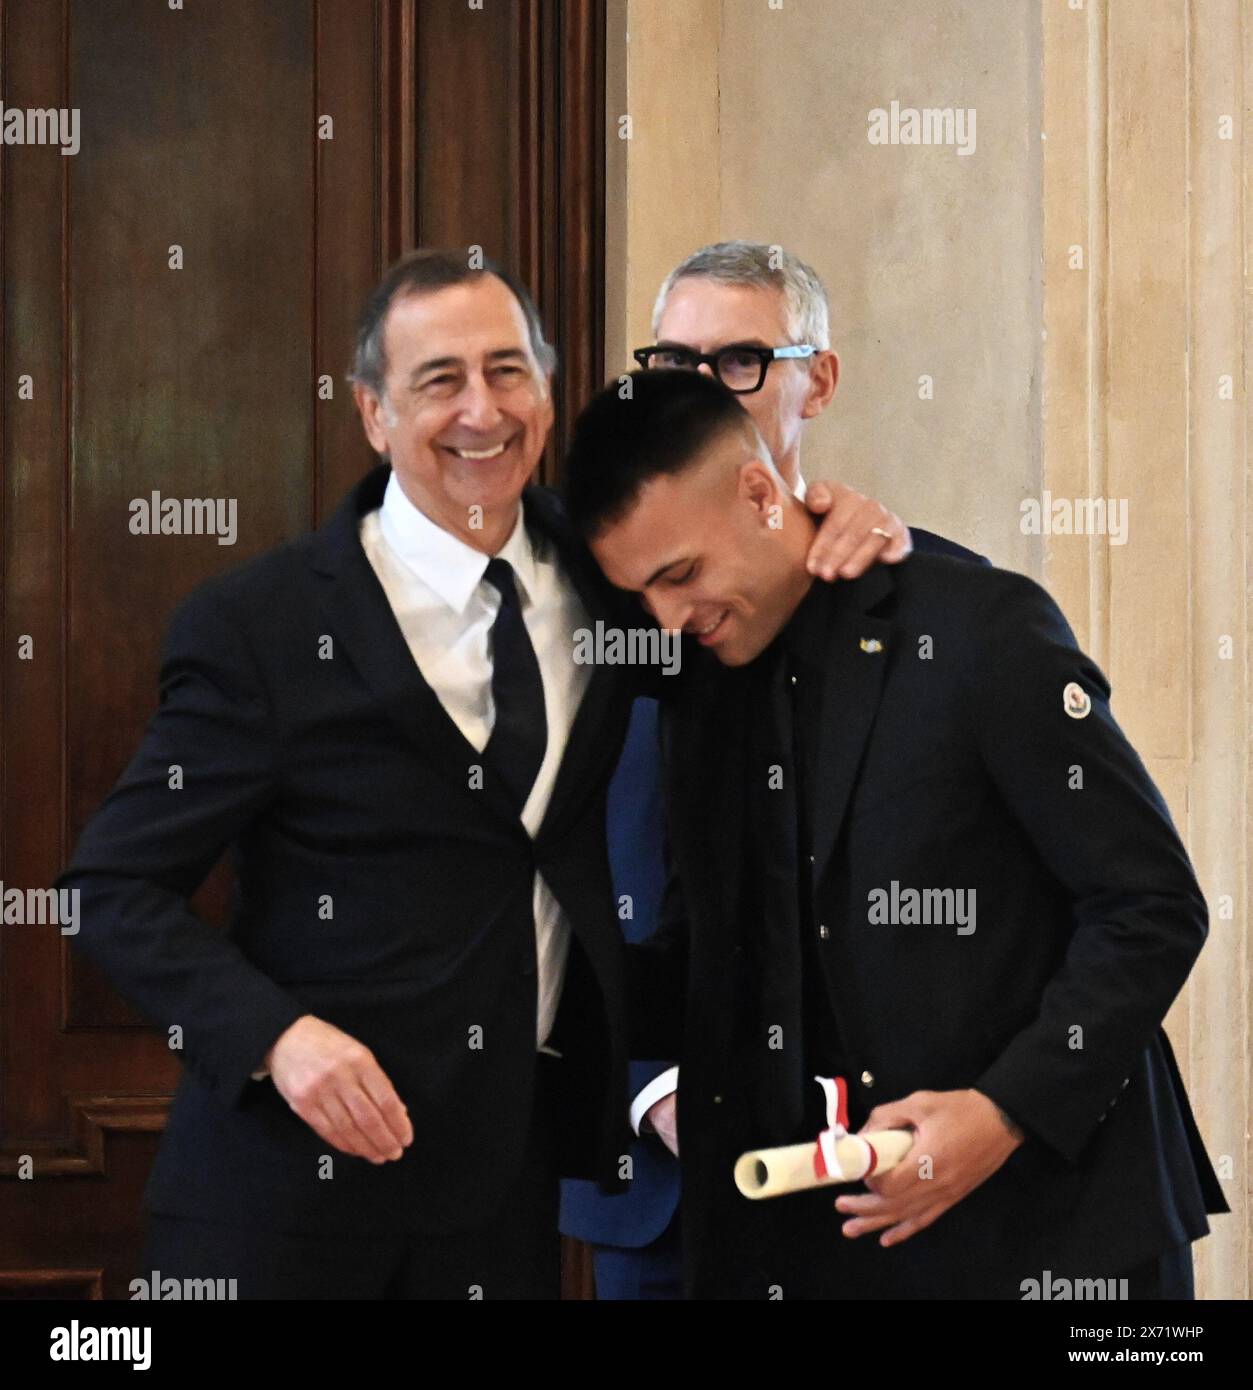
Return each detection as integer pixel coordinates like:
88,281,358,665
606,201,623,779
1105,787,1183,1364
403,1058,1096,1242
493,500,541,605
793,473,807,503
377,470,535,614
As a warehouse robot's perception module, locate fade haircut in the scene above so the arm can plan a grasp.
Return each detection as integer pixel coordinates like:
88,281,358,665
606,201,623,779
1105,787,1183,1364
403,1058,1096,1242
652,240,831,351
563,369,763,538
346,247,557,401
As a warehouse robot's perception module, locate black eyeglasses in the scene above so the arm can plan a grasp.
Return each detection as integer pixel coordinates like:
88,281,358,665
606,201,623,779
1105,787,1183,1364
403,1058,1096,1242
632,342,817,394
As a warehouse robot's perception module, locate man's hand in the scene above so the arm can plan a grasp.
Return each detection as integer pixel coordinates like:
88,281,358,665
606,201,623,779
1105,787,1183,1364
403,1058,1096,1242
834,1088,1023,1247
643,1092,679,1157
266,1014,414,1164
804,482,912,580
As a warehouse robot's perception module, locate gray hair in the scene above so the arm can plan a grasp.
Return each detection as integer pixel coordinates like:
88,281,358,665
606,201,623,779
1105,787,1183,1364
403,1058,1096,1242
347,248,557,405
651,240,831,352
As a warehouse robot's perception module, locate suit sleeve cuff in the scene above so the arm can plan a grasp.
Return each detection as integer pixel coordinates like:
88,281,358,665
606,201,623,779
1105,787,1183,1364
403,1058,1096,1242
630,1066,679,1135
212,995,308,1108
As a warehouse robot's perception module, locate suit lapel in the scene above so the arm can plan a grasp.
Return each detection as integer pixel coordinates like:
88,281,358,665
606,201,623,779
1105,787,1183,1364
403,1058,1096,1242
541,662,621,837
308,464,520,828
809,569,897,886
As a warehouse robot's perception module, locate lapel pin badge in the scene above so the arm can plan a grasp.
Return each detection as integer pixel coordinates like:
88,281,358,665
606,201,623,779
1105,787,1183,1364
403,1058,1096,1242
859,637,884,654
1063,681,1091,719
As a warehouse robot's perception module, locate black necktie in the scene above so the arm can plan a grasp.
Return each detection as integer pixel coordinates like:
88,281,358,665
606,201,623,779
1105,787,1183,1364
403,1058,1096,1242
482,557,547,813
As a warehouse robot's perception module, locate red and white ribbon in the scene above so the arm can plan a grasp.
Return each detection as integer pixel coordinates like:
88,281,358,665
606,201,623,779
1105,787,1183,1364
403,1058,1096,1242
812,1075,878,1182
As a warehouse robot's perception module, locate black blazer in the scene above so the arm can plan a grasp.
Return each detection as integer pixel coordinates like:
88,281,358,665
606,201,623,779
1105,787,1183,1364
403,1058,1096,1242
632,553,1227,1296
58,464,637,1235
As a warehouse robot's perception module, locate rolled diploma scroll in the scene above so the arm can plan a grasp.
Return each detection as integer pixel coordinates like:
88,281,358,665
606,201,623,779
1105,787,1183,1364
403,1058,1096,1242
734,1128,914,1200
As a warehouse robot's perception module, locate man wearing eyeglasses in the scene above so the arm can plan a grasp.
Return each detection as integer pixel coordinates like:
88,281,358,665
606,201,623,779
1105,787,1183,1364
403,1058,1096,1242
633,343,821,496
559,242,984,1298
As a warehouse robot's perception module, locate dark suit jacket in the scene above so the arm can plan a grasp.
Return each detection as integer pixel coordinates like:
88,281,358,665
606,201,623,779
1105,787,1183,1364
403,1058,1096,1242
58,464,638,1235
557,527,978,1252
631,552,1227,1297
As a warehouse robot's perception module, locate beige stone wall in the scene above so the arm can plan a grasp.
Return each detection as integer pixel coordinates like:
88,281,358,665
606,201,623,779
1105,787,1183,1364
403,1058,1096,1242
604,0,722,387
1040,0,1250,1302
608,0,1043,574
608,0,1250,1297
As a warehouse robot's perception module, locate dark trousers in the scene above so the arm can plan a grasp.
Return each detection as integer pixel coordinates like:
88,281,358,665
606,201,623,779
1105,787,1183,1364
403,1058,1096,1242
696,1176,1196,1300
775,1187,1195,1301
140,1057,560,1300
591,1214,684,1300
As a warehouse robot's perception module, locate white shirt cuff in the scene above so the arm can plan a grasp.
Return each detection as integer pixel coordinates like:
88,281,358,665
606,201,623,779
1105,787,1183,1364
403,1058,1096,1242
250,1068,269,1081
629,1066,679,1136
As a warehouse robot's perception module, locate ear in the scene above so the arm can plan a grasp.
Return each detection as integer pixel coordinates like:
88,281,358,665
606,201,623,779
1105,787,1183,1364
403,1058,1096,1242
354,382,392,455
738,457,783,521
800,349,839,421
537,370,557,430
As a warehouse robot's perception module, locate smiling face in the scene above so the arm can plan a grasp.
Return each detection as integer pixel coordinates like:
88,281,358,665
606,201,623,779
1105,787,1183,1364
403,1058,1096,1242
353,274,555,550
653,277,838,492
588,422,815,667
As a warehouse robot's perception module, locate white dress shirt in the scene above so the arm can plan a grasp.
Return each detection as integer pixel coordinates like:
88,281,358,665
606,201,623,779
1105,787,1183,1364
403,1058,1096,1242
365,473,592,1049
252,473,591,1078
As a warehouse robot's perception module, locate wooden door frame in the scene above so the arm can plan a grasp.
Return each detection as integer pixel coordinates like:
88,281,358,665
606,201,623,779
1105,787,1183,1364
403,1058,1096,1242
381,0,606,484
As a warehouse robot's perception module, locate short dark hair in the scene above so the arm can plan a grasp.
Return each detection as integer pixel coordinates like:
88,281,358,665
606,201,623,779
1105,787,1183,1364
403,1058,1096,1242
563,369,752,536
346,248,556,398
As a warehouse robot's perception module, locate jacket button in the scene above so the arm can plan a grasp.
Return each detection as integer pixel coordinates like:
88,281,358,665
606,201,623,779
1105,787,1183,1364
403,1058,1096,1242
713,1094,723,1104
818,924,830,940
860,1070,875,1088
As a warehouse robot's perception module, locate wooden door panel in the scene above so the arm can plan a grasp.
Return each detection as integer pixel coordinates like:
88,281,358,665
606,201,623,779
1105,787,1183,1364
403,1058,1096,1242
1,0,604,1300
